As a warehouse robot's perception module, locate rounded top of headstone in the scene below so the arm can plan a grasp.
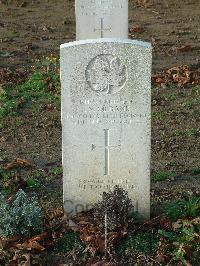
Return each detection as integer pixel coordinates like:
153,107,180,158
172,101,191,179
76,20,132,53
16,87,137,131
60,38,152,50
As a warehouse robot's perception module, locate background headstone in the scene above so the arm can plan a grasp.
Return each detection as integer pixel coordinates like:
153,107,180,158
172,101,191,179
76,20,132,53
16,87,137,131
61,39,152,218
75,0,128,40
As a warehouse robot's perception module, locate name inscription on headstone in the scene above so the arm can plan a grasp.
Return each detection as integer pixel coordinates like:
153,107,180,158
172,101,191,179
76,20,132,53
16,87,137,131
66,98,148,125
79,0,127,16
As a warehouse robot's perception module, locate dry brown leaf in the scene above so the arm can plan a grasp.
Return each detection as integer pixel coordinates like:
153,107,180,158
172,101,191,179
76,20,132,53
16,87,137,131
107,232,120,245
154,64,200,85
130,25,144,33
20,254,31,266
28,232,48,243
91,261,107,266
166,66,181,75
172,74,190,84
18,96,25,107
176,45,192,53
95,237,106,253
78,220,91,225
137,0,151,7
155,77,166,84
172,221,182,231
155,254,170,263
5,158,33,170
16,240,45,252
191,217,200,225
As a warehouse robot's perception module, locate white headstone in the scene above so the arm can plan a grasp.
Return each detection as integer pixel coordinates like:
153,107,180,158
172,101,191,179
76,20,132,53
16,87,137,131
61,39,152,218
75,0,128,40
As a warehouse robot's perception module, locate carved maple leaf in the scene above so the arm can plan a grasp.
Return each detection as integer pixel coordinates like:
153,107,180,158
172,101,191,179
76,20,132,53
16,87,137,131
108,57,126,92
86,55,126,94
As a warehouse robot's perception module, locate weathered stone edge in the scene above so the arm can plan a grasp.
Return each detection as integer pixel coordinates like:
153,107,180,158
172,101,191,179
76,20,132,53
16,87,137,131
60,38,152,50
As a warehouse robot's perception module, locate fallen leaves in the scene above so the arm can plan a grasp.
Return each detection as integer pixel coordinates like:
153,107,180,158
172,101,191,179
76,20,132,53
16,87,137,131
0,235,21,250
11,253,31,266
176,45,192,53
16,240,45,252
3,175,27,191
136,0,152,8
5,158,33,170
14,232,49,253
69,212,125,258
130,25,144,33
155,254,170,264
89,260,114,266
0,67,29,88
153,65,200,85
160,217,172,230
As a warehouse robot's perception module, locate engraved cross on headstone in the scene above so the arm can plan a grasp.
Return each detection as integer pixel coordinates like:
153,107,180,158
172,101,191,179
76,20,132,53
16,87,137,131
92,129,121,175
94,18,111,38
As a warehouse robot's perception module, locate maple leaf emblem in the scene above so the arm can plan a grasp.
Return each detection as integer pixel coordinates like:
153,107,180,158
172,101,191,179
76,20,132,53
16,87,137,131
86,54,127,94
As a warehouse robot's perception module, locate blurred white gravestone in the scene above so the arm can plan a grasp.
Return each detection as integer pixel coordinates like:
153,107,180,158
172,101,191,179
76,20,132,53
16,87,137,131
75,0,128,40
61,39,152,218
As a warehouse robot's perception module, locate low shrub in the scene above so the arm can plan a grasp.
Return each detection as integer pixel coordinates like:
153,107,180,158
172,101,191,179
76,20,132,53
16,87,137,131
0,189,43,237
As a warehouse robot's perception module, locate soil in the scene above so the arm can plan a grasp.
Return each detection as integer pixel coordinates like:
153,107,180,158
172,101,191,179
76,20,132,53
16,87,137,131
0,0,199,71
0,1,200,265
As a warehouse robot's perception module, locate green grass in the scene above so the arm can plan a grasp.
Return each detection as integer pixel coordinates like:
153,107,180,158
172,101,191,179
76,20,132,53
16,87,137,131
159,219,200,264
26,177,41,189
0,71,60,119
165,197,200,222
118,197,200,263
0,166,12,181
55,231,85,253
49,167,63,176
191,168,200,175
117,232,159,256
152,111,165,119
152,171,175,182
8,31,19,38
173,130,182,136
185,128,199,138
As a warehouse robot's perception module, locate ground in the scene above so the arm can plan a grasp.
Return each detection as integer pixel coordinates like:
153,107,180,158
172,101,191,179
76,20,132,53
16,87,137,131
0,0,200,71
0,0,200,265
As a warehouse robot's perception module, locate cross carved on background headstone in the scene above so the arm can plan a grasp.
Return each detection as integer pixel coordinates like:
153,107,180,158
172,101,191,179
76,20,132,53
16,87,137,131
94,18,111,38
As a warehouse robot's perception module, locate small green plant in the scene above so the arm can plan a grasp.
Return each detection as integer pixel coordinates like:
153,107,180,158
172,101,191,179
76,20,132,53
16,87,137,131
165,197,200,221
186,128,199,138
197,95,200,104
0,190,43,237
117,232,158,256
0,70,60,119
191,168,200,175
169,160,177,167
56,231,85,253
159,219,200,265
168,93,177,100
152,111,165,119
152,171,175,182
1,188,12,197
158,229,177,241
8,31,19,38
183,100,194,109
26,177,41,188
173,130,182,137
49,167,63,176
0,167,12,181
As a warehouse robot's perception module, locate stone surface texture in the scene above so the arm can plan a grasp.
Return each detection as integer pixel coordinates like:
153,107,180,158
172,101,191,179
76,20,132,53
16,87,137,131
61,39,152,218
75,0,128,40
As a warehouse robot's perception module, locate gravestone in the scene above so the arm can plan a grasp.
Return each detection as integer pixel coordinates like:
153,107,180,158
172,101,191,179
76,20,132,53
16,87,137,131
75,0,128,40
61,39,152,218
